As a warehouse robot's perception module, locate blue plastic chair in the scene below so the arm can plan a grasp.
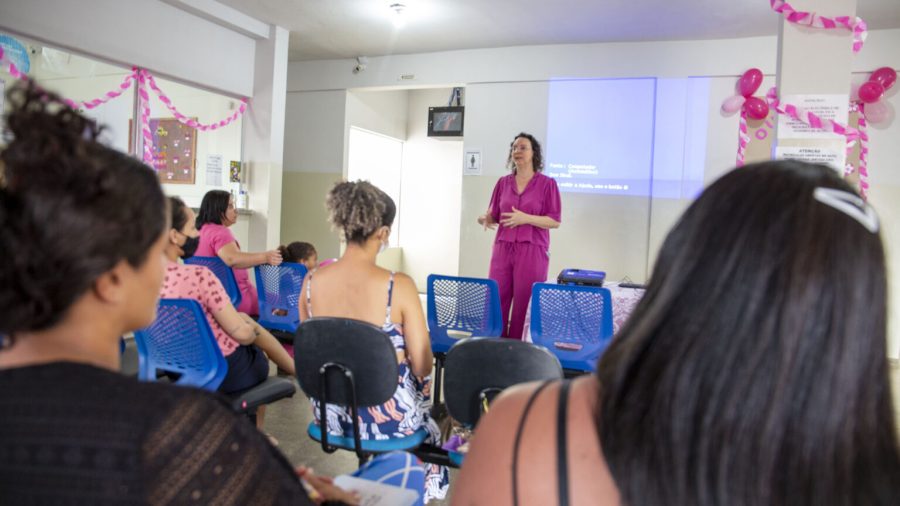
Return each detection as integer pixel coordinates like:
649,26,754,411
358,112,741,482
529,283,614,373
184,256,242,308
427,275,503,353
133,299,227,391
426,274,503,406
255,262,307,334
134,299,296,415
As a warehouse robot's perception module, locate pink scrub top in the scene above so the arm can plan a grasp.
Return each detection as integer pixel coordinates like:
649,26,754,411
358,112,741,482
196,223,259,316
160,261,239,357
488,172,562,248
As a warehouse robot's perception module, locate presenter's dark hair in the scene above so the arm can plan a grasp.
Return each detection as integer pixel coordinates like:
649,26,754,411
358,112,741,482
326,180,395,245
596,160,900,505
506,132,544,173
196,189,231,229
0,80,166,338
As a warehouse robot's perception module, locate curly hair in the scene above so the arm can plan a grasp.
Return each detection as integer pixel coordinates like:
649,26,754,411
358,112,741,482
505,132,544,173
0,80,166,338
278,241,316,264
325,181,396,245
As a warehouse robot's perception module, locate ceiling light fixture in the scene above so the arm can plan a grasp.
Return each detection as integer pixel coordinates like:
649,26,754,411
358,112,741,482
389,3,407,28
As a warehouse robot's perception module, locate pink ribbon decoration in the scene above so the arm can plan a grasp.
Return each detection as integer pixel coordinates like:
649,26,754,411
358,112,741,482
736,111,750,167
1,45,137,111
143,71,248,132
137,69,155,165
770,0,868,53
854,102,870,198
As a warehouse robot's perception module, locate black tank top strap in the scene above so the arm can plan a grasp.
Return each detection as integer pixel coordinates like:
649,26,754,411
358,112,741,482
556,379,573,506
512,380,554,506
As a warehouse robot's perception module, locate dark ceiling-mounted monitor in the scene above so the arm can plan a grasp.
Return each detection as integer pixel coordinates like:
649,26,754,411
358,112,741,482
427,106,464,137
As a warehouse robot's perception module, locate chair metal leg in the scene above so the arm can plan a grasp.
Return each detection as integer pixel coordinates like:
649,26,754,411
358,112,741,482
433,353,445,406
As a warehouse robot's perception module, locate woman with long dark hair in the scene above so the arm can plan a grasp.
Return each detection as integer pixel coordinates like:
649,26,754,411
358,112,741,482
195,189,283,316
455,160,900,505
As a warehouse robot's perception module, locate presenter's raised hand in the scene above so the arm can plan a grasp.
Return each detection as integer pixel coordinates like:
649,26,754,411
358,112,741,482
500,207,530,228
478,212,498,231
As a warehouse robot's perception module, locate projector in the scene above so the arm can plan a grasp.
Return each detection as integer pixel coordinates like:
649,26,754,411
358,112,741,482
557,268,605,287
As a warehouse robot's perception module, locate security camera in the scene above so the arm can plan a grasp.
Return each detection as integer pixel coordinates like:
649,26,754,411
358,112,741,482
353,56,368,74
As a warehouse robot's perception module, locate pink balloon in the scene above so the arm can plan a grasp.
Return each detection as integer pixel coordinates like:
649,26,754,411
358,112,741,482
721,95,746,115
864,101,890,124
738,68,764,97
743,96,769,120
870,67,897,91
858,81,885,104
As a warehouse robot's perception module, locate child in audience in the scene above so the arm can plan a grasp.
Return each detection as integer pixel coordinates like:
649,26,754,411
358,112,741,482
299,180,449,502
454,160,900,505
279,241,318,271
162,196,296,433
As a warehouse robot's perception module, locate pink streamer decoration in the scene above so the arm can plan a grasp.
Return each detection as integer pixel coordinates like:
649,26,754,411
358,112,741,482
856,103,870,198
736,111,750,167
770,0,868,53
143,70,248,131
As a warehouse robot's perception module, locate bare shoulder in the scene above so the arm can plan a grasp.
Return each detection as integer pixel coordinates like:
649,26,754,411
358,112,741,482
452,377,617,506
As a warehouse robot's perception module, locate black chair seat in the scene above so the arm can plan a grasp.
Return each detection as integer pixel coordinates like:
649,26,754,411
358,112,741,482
228,376,296,413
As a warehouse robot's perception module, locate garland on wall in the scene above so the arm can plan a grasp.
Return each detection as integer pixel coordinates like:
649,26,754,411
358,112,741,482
0,46,249,166
721,2,896,199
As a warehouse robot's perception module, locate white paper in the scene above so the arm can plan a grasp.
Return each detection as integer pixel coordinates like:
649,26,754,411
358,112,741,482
206,154,223,187
777,94,849,139
333,475,419,506
775,145,846,172
464,149,482,176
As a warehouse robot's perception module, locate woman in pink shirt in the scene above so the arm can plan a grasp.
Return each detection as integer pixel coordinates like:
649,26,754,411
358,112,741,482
478,133,561,340
195,190,282,316
162,197,295,428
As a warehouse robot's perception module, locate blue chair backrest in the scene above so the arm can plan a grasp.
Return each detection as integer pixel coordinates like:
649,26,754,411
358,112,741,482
183,256,242,308
427,274,503,354
133,298,227,391
530,283,614,372
255,262,308,333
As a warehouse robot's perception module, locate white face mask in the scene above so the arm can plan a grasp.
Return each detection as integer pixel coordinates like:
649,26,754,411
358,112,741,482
377,227,390,254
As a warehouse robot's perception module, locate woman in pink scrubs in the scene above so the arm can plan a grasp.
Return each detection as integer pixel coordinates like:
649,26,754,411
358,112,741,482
195,190,283,316
478,133,561,339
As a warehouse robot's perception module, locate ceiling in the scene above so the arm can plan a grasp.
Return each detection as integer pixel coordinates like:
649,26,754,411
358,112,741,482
216,0,900,62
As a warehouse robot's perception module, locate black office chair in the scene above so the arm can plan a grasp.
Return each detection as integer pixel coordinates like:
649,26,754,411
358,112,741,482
294,317,433,467
444,337,563,426
443,337,563,465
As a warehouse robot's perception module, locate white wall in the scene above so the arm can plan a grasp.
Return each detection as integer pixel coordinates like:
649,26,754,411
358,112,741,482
0,0,256,96
399,89,463,289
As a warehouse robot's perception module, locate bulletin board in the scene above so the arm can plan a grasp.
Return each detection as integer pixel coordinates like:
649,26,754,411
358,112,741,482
130,117,198,184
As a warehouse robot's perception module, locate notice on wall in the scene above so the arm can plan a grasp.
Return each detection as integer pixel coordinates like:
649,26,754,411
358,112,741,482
206,154,223,187
775,145,846,172
464,148,482,176
777,94,849,139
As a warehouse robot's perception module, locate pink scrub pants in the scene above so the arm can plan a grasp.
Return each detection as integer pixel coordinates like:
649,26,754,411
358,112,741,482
488,241,550,340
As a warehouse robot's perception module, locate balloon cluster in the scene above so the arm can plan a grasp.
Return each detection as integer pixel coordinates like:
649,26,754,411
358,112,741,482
722,68,769,120
855,67,896,124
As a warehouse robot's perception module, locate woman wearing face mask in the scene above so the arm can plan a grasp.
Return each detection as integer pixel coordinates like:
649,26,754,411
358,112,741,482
195,190,283,316
299,180,449,503
162,197,295,425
